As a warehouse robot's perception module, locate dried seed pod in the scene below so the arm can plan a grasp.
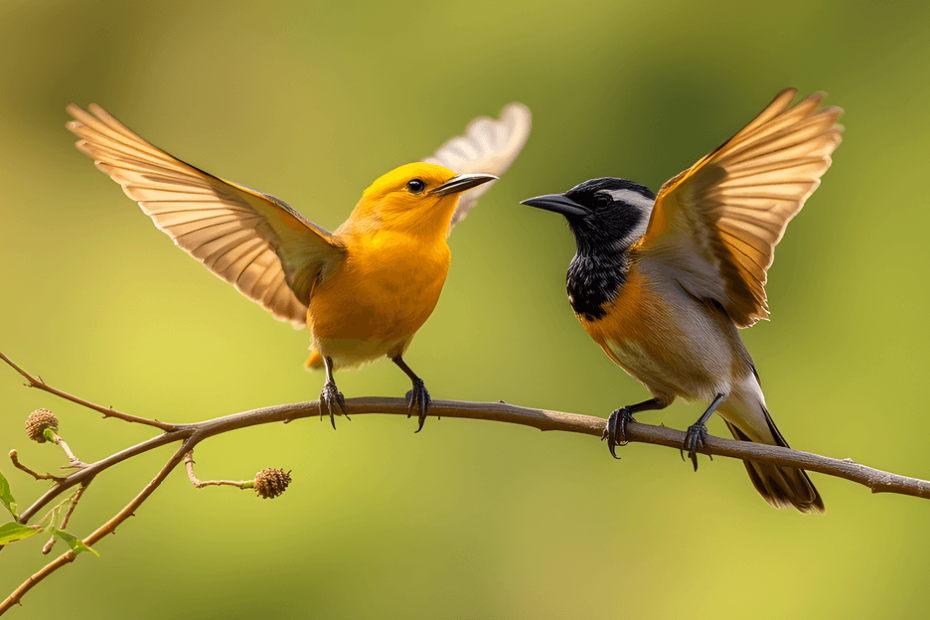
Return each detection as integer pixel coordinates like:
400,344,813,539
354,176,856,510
253,468,292,499
26,409,59,443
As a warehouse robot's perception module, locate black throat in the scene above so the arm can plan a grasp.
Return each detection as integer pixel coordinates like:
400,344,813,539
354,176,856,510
566,243,630,322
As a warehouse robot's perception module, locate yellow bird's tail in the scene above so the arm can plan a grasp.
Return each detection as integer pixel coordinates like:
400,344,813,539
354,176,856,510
305,350,324,370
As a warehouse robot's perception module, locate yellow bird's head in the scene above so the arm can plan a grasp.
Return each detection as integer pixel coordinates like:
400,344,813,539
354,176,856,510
349,163,496,239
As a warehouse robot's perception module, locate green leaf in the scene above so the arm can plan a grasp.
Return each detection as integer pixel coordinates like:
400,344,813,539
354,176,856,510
48,526,99,557
0,471,17,519
37,498,72,532
0,521,38,544
38,507,56,531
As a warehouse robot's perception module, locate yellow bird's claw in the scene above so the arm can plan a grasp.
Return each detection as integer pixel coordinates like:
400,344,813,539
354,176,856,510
406,379,431,433
320,382,348,429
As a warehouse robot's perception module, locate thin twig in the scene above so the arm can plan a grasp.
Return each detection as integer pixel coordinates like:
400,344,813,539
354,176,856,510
183,451,252,490
42,483,90,555
8,450,64,482
0,352,174,431
51,435,86,470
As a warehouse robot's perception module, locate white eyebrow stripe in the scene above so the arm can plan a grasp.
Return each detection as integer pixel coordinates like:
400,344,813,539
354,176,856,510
601,189,654,211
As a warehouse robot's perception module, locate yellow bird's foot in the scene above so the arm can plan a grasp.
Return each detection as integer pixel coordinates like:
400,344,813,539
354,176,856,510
681,423,710,472
406,379,431,433
601,407,636,460
320,382,348,430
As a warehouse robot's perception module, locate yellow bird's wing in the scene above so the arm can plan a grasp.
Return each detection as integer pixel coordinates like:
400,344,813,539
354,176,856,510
66,104,345,329
638,89,843,327
423,102,532,235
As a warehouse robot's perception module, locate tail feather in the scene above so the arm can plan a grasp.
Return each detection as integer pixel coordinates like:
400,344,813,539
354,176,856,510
724,414,824,514
305,349,324,370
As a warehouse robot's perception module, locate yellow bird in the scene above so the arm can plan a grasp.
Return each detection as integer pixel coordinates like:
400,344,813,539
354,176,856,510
66,103,531,430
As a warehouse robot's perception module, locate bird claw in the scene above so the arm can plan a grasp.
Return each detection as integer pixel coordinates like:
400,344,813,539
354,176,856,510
601,407,635,459
681,423,709,471
319,382,348,429
405,378,431,433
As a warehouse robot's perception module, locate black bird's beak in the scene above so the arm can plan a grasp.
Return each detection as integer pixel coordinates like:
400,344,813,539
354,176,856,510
520,193,590,217
430,173,498,196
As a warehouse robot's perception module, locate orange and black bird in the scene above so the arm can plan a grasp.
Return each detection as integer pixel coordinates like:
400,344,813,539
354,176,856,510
66,103,531,430
522,89,841,512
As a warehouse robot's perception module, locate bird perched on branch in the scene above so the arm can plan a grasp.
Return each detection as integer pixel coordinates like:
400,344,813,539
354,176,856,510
522,89,841,512
67,102,531,431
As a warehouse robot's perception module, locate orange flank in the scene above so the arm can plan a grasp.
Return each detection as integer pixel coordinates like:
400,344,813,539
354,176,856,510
576,265,691,397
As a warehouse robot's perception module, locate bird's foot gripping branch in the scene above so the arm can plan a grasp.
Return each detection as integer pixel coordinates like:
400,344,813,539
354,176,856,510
2,350,930,614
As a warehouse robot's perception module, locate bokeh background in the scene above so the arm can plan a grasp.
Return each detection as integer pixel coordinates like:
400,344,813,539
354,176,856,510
2,1,929,618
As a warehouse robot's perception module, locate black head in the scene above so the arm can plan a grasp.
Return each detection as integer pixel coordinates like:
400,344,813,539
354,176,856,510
521,178,656,254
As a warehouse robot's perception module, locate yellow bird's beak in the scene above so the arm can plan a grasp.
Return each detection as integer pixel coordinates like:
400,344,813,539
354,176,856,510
430,173,498,196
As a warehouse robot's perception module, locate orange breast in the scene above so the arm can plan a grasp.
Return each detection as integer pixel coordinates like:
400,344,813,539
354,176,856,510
307,229,451,343
581,269,661,347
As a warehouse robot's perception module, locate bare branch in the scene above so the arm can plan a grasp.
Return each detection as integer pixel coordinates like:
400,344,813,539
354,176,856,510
183,451,253,490
9,393,930,529
10,394,930,529
9,450,64,482
0,352,174,431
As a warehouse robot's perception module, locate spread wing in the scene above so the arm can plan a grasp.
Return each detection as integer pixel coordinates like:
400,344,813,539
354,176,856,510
639,89,843,327
66,104,345,329
423,102,532,234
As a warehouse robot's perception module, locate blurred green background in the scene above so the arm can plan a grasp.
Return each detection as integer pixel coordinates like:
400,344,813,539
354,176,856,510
2,0,929,618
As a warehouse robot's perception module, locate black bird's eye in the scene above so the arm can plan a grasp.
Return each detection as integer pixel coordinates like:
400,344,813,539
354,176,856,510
406,179,426,193
595,193,612,208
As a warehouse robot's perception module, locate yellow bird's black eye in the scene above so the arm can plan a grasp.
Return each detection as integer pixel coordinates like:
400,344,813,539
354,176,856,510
406,179,425,194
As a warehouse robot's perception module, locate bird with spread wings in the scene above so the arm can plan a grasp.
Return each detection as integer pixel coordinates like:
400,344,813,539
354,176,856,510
66,102,532,430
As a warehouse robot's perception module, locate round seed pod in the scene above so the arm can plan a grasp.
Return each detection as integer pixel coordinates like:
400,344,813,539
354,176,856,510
26,409,59,443
253,468,292,499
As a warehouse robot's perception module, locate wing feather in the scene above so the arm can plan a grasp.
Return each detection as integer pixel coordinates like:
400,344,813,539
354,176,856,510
640,89,843,327
67,104,344,328
423,102,532,233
